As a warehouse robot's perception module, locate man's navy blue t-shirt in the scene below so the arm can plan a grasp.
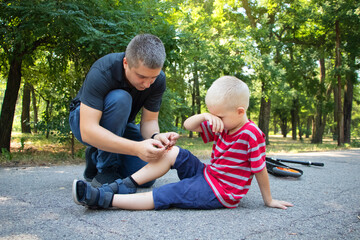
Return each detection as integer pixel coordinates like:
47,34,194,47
71,53,166,123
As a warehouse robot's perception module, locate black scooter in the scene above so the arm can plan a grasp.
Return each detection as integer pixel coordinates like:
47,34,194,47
266,157,324,178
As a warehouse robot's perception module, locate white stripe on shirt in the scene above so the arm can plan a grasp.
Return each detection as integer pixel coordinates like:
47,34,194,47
209,166,250,181
204,169,239,208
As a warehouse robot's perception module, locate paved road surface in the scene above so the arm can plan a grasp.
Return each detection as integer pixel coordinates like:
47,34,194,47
1,149,359,239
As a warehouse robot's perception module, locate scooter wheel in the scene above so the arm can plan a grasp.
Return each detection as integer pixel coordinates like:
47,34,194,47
272,167,302,178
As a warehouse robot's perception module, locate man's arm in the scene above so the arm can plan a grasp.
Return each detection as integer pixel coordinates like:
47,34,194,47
140,107,160,139
79,103,165,162
141,107,179,148
255,167,294,209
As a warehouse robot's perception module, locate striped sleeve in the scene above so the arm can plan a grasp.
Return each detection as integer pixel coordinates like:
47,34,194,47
200,121,214,143
247,124,266,173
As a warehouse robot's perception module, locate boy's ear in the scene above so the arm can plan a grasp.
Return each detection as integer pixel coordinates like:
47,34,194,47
237,107,245,116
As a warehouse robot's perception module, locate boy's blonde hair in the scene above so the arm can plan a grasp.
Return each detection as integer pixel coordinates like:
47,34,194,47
205,76,250,110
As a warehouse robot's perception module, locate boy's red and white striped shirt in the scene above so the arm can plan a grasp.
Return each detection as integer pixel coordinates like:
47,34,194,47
200,120,266,208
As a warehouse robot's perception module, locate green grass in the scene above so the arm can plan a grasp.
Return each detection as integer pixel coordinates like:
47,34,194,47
1,132,86,167
178,134,357,157
1,132,358,167
265,135,355,154
176,136,213,159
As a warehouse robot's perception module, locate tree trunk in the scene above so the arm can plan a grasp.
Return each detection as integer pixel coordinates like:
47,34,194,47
188,60,201,138
175,116,179,129
45,100,52,139
21,82,32,133
0,56,23,151
306,116,312,138
333,85,339,140
31,85,38,133
241,0,256,28
298,116,303,141
291,98,298,140
289,46,297,140
258,83,271,145
193,60,201,138
343,53,355,144
335,20,344,146
273,116,278,135
312,57,326,144
280,115,288,138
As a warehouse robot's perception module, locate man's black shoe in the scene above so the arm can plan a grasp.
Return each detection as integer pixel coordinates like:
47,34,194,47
84,146,98,182
91,166,122,188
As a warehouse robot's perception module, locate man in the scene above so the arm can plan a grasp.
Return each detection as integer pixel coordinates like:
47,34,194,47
69,34,179,187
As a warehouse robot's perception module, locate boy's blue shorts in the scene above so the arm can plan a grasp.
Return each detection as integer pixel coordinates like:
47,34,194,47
152,147,224,210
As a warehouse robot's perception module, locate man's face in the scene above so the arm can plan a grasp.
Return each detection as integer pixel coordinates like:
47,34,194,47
123,57,161,91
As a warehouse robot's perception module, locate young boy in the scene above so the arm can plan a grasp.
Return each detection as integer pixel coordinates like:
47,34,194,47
72,76,293,210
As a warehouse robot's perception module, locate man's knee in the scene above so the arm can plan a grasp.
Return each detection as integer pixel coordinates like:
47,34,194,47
101,90,132,129
104,89,132,114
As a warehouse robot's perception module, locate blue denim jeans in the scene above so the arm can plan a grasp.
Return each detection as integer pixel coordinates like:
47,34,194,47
69,89,154,187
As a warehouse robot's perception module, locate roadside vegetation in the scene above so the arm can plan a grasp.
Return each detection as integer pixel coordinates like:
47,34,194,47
1,132,358,167
1,1,360,157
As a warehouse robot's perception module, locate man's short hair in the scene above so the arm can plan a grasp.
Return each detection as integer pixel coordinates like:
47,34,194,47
205,76,250,110
125,34,166,69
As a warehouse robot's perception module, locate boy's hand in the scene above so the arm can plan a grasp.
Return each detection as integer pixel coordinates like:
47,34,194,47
266,199,294,210
255,169,293,210
203,113,224,133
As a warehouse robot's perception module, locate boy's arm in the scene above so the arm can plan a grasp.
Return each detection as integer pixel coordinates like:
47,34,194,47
183,113,224,133
255,167,294,210
183,114,206,132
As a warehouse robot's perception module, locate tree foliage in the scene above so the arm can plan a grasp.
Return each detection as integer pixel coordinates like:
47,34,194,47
0,0,359,154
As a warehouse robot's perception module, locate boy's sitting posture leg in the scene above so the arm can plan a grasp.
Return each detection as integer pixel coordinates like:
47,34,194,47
73,146,223,210
73,147,180,209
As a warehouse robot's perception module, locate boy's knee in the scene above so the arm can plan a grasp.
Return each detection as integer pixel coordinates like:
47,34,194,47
167,146,180,167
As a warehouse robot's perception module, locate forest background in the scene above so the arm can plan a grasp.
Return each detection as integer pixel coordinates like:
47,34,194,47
0,0,359,165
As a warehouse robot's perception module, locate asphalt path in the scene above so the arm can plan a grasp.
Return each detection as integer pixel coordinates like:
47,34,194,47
0,149,359,240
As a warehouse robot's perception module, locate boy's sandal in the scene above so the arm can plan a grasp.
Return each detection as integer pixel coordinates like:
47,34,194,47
72,179,92,206
72,179,113,208
101,179,136,194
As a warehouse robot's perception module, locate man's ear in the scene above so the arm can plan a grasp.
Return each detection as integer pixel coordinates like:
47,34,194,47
237,107,245,116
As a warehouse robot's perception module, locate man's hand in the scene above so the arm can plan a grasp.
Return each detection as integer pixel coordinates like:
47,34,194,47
135,139,167,162
154,132,180,150
266,199,294,210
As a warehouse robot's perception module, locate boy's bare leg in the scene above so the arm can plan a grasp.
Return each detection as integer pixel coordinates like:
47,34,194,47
110,147,180,210
112,191,155,210
131,146,179,186
72,147,179,209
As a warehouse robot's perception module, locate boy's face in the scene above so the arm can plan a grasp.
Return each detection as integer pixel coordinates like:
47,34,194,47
207,104,245,134
123,57,161,91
